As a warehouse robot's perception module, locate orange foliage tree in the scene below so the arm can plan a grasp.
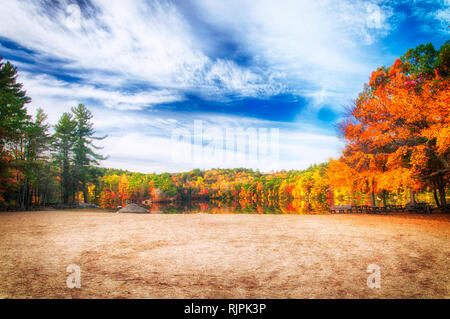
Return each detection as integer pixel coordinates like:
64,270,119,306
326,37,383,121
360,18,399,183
335,42,449,208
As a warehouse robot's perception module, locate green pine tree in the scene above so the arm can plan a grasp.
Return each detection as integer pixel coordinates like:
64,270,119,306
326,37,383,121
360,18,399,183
0,58,31,207
53,112,77,205
72,104,107,203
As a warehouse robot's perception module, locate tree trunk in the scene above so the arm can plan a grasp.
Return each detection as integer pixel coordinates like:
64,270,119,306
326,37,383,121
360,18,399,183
382,190,387,207
330,189,335,209
409,188,416,205
63,191,69,205
437,181,447,208
83,185,89,204
370,190,376,207
433,180,440,207
37,187,41,207
28,184,32,209
21,178,27,210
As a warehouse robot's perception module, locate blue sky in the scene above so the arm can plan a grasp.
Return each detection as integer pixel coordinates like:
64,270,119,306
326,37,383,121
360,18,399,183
0,0,448,173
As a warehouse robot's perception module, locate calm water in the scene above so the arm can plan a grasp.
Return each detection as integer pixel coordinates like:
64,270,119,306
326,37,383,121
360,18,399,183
146,200,329,214
121,190,439,214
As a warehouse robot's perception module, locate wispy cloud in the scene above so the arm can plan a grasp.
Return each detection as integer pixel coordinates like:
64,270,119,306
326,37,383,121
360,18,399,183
191,0,396,108
19,72,183,112
95,112,343,173
0,0,446,172
0,0,278,100
430,4,450,34
398,0,449,35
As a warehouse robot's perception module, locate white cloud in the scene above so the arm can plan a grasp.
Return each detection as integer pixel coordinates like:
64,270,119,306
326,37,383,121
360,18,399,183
19,72,183,112
5,0,439,173
0,0,276,99
17,66,343,173
93,111,342,173
433,6,450,33
192,0,395,110
401,0,449,34
99,130,342,173
0,0,402,108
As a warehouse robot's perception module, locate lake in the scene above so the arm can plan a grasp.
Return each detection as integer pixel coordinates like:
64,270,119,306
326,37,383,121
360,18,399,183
146,200,329,214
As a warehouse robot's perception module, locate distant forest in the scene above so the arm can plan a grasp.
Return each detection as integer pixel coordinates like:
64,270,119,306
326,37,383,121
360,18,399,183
0,42,448,211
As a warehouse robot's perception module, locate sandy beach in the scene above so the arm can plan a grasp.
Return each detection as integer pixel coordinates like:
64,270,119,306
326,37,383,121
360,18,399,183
0,210,448,298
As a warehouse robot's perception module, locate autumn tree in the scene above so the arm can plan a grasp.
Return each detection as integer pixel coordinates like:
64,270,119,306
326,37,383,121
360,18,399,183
336,42,449,208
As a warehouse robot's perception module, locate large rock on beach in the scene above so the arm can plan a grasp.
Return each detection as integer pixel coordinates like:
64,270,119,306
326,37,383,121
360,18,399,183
117,203,148,214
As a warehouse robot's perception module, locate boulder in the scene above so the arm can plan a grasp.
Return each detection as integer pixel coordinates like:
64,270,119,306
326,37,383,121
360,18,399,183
117,203,149,214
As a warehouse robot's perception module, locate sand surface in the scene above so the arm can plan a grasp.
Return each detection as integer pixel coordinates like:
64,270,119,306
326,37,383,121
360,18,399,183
0,210,448,298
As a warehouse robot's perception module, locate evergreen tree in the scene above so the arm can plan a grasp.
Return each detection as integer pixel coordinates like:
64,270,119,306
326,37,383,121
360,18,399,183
16,109,53,208
0,58,31,148
53,113,77,205
23,109,52,208
0,58,31,207
72,104,107,203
